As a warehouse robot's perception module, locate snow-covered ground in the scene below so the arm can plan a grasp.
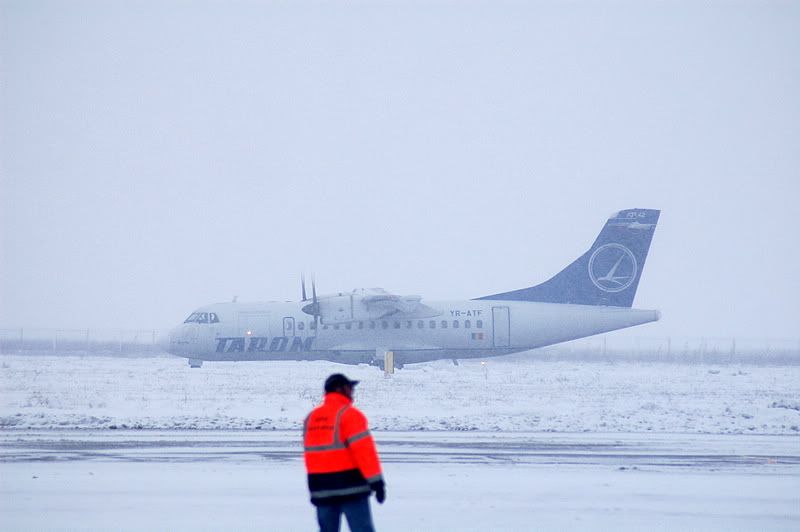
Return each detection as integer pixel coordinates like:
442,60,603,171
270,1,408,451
1,430,798,531
1,354,799,434
2,354,799,530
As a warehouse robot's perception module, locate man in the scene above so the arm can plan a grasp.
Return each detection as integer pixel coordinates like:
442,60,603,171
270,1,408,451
303,374,386,532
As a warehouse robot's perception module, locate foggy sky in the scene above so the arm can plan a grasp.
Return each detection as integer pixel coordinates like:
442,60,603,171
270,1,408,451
1,0,798,339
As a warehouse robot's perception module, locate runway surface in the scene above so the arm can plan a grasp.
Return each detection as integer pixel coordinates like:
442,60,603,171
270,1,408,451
2,430,800,469
1,430,798,531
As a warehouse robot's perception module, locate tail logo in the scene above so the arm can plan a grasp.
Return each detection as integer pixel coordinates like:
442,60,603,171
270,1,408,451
588,243,638,293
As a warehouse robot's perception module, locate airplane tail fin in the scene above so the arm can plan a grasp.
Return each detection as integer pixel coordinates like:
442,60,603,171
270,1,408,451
477,208,660,307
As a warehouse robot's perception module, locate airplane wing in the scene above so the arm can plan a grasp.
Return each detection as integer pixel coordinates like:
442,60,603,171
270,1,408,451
310,288,442,324
361,293,440,318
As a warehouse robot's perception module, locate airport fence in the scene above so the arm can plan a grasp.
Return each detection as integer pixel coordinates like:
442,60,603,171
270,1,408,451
0,328,798,364
0,328,165,357
532,336,800,365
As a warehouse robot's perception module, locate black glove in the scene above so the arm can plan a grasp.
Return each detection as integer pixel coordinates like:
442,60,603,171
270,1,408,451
370,480,386,504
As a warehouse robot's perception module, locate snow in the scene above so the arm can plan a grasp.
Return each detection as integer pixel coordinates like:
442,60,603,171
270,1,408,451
1,354,799,530
4,460,798,531
1,431,798,531
1,354,799,434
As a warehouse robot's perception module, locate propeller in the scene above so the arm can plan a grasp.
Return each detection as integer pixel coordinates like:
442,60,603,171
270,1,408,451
312,276,317,304
301,273,308,302
301,275,321,329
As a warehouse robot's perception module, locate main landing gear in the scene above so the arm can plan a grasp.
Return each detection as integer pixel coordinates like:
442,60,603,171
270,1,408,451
188,359,204,368
372,349,403,372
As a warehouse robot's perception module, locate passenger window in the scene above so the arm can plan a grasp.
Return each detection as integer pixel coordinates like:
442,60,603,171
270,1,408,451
298,322,305,331
345,323,351,330
406,321,412,329
465,320,471,328
417,320,424,329
441,320,448,329
323,324,329,330
453,320,459,328
358,321,364,329
369,321,376,329
334,324,340,330
476,320,483,329
429,320,436,329
310,321,317,330
382,321,388,329
393,321,401,329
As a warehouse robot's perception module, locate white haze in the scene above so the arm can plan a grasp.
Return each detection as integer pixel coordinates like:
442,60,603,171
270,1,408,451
1,1,798,339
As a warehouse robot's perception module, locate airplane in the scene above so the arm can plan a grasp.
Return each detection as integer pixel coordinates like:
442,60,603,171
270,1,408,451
164,208,661,369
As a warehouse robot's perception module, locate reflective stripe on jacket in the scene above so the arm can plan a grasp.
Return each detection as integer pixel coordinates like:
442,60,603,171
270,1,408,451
303,392,384,505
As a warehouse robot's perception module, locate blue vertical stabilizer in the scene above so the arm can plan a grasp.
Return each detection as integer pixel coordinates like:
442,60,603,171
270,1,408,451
476,209,660,307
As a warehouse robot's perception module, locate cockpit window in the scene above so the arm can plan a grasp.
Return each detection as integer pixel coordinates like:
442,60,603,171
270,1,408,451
184,312,220,324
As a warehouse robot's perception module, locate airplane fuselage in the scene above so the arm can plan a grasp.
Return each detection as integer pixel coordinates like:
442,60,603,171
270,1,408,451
166,299,659,365
165,208,662,367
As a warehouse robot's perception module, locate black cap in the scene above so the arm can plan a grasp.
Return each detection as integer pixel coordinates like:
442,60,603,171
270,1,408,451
324,373,359,393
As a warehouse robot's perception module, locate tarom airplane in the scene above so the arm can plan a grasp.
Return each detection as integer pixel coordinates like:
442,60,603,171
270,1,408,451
164,208,661,369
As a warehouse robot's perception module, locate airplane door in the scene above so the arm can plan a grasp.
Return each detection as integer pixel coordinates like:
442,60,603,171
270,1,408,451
492,307,510,347
283,317,295,337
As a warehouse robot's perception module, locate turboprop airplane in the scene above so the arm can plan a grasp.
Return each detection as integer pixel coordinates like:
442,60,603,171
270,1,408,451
164,208,661,368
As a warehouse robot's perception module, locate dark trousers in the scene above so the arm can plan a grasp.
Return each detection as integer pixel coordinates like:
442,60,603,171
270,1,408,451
316,496,375,532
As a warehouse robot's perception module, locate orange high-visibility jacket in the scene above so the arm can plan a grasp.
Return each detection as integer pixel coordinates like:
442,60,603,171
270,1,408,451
303,392,384,505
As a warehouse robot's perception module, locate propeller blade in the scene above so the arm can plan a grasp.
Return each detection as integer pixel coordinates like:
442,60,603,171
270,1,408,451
301,275,321,324
312,276,319,328
312,276,317,303
301,273,307,301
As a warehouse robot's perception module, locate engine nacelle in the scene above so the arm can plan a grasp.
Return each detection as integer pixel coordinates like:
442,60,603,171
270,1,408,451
304,288,441,324
318,294,361,323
